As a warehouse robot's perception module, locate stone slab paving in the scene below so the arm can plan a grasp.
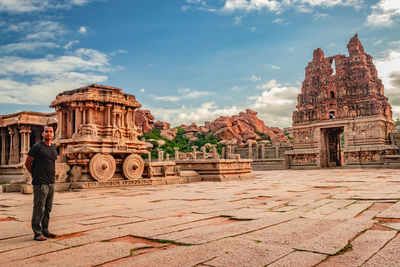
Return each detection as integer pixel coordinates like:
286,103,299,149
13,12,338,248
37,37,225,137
1,169,400,266
268,251,328,267
318,230,397,267
363,233,400,266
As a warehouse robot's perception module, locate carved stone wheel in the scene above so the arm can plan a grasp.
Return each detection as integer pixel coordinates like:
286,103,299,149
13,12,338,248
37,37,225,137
89,153,116,182
122,154,144,180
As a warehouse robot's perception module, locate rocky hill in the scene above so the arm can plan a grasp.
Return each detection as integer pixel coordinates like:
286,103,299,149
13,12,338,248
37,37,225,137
136,109,292,146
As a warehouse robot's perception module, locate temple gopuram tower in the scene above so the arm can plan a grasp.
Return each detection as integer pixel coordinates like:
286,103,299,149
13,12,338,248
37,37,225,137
50,84,148,183
287,34,396,168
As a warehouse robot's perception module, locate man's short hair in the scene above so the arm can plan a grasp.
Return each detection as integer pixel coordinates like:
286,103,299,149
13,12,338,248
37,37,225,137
42,125,54,132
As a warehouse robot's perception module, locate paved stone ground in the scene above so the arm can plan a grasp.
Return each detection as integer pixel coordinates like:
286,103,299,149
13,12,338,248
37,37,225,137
1,169,400,267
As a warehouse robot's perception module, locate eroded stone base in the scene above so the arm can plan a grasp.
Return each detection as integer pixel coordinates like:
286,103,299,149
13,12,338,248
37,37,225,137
176,159,255,182
70,176,183,189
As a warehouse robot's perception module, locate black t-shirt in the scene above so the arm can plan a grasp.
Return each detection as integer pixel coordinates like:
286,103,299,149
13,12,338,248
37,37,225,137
28,142,57,185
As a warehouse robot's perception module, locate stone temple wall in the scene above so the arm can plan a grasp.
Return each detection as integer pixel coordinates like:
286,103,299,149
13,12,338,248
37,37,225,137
287,34,396,168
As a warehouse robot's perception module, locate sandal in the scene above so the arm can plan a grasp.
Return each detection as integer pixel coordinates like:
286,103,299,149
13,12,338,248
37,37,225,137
33,235,48,241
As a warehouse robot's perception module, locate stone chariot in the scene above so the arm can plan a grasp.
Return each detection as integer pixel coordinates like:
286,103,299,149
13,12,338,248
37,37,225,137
50,84,148,183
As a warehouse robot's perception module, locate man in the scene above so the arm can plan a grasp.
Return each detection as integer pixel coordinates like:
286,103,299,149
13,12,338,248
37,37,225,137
25,125,58,241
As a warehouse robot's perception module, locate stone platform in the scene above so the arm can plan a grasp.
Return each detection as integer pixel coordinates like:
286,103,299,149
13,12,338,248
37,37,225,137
1,169,400,266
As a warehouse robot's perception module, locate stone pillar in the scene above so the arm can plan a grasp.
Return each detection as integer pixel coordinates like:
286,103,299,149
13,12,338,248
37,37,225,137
75,108,82,133
261,144,265,159
211,145,219,159
123,109,128,128
201,146,207,159
221,147,225,159
112,112,116,127
255,144,260,159
125,108,131,128
132,109,137,129
19,125,31,161
106,104,112,127
275,143,280,158
166,153,169,161
227,145,232,158
248,143,253,159
86,108,92,124
174,147,179,160
66,110,72,138
13,128,20,163
157,149,164,162
147,151,152,162
1,129,7,165
82,109,87,125
57,107,64,139
8,127,14,164
192,146,197,160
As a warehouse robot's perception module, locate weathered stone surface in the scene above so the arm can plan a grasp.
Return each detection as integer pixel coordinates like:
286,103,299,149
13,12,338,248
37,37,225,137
319,230,397,267
6,242,131,267
293,34,391,124
135,109,155,134
50,84,149,184
179,109,289,146
1,169,400,266
288,34,395,169
363,233,400,266
160,128,177,141
154,120,170,130
269,251,327,267
295,218,374,255
133,108,291,146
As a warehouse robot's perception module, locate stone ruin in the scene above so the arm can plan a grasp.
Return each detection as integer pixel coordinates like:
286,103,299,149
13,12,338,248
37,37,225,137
0,112,57,186
287,34,397,168
1,84,255,192
49,84,186,189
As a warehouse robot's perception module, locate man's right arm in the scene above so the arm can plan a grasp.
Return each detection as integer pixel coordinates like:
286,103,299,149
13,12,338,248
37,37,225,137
25,156,35,174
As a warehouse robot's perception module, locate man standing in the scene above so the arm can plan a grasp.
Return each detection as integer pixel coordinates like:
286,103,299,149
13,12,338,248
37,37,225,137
25,125,58,241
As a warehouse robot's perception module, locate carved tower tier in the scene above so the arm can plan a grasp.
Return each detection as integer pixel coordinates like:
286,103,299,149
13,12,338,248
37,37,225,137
287,34,396,168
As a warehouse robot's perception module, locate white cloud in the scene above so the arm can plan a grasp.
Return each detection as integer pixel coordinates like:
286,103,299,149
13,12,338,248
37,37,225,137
0,48,111,105
149,102,242,127
265,64,280,70
389,40,400,46
231,85,243,91
211,0,363,15
256,79,281,89
222,0,281,13
64,40,80,49
140,88,145,93
8,21,67,41
78,26,87,34
249,26,256,31
0,0,92,13
326,43,337,49
374,50,400,118
249,86,300,127
250,75,261,81
151,88,213,102
233,16,243,25
148,79,300,128
373,39,384,46
366,0,400,27
293,0,362,8
273,18,284,23
313,12,328,20
0,41,59,53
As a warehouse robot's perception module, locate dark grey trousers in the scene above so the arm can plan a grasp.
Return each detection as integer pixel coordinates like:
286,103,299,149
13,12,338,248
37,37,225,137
32,184,55,237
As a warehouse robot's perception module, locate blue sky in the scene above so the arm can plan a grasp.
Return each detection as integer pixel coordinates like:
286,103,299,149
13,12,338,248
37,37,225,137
0,0,399,128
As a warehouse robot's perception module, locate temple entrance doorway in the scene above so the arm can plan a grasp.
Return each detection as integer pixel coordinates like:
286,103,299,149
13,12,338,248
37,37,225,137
321,127,344,167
